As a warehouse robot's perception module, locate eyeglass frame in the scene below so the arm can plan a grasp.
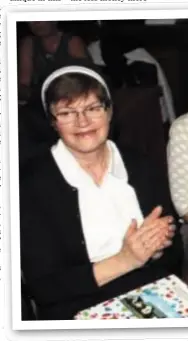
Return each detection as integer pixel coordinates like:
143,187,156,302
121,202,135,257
51,100,111,125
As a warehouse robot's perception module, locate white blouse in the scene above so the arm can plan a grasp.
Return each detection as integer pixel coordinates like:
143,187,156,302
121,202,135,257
167,113,188,217
51,139,143,262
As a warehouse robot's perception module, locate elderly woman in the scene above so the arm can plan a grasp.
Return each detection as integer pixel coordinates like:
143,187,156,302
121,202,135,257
168,113,188,223
20,64,183,320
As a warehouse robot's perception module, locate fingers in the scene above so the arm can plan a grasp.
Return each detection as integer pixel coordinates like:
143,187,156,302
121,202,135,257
138,225,167,246
146,233,167,256
160,215,174,223
153,216,173,233
152,251,164,259
144,206,163,224
149,223,175,253
167,230,175,239
124,216,176,266
169,223,176,231
131,214,175,250
132,233,166,264
125,219,138,239
139,221,175,248
139,214,174,240
139,218,169,238
155,238,173,253
162,239,173,248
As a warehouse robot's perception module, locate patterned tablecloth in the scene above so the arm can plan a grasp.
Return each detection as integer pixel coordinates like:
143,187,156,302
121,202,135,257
75,275,188,319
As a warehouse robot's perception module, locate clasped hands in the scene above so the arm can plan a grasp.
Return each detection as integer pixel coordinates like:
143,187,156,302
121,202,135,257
119,206,175,270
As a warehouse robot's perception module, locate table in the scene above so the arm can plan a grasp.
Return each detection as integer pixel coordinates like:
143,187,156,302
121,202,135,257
75,275,188,319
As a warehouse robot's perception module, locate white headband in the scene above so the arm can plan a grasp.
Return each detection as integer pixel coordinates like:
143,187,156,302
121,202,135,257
41,65,111,113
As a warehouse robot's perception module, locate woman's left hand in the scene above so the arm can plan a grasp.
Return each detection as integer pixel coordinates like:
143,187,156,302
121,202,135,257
152,223,176,259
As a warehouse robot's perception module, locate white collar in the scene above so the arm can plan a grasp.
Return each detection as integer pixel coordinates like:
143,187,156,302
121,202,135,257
51,139,128,188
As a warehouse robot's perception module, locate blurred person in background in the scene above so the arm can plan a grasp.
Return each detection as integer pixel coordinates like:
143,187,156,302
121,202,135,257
18,21,91,103
168,113,188,223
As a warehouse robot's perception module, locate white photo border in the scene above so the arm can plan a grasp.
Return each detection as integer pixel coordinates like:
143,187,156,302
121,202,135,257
6,8,188,333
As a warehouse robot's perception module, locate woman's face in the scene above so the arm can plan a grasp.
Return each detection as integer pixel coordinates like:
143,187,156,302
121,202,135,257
51,92,111,155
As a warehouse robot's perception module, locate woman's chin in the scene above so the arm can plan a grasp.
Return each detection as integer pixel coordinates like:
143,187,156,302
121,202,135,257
71,138,103,154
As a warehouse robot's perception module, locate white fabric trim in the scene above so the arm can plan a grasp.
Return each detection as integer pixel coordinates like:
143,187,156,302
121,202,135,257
51,139,143,262
88,41,105,67
41,65,111,113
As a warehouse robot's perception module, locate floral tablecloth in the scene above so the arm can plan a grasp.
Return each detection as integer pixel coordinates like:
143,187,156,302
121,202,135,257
75,275,188,319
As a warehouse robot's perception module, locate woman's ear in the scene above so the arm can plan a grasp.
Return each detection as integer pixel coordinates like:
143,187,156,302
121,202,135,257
49,106,57,130
51,119,57,131
107,106,113,122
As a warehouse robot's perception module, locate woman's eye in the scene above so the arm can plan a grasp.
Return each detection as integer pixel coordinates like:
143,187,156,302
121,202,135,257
86,107,94,113
88,105,101,112
58,112,72,117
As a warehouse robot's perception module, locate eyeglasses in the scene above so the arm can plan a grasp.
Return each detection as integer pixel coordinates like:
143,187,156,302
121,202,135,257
53,102,107,125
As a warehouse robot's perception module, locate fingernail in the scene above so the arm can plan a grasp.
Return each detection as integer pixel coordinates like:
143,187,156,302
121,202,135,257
169,224,176,230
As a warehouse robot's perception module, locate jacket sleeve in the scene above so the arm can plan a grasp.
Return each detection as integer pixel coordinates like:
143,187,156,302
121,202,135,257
20,195,99,306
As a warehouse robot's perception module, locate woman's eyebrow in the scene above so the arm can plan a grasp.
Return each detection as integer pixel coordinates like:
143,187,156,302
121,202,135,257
84,101,101,109
57,101,101,111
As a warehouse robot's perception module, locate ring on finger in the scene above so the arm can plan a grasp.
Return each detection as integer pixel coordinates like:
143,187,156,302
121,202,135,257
142,240,148,249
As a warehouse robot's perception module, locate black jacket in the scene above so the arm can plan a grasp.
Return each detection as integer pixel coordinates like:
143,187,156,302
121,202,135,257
20,146,183,320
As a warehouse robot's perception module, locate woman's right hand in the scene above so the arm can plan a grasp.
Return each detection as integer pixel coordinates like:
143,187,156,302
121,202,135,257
93,206,174,287
119,206,172,270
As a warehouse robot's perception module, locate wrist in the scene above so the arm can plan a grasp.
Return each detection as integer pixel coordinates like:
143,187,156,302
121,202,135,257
117,250,139,273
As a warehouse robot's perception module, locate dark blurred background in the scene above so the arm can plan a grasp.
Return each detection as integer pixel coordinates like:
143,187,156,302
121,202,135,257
17,19,188,117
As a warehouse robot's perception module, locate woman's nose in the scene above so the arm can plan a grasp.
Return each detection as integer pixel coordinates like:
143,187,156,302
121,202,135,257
76,112,90,127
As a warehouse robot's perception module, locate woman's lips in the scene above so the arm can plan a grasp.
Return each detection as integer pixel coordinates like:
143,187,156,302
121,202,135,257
75,130,96,138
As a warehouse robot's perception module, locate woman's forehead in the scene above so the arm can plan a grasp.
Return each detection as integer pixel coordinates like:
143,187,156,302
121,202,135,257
54,93,100,109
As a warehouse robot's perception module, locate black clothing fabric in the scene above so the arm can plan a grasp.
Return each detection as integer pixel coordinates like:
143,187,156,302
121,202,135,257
100,38,158,89
18,103,58,172
20,146,183,320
